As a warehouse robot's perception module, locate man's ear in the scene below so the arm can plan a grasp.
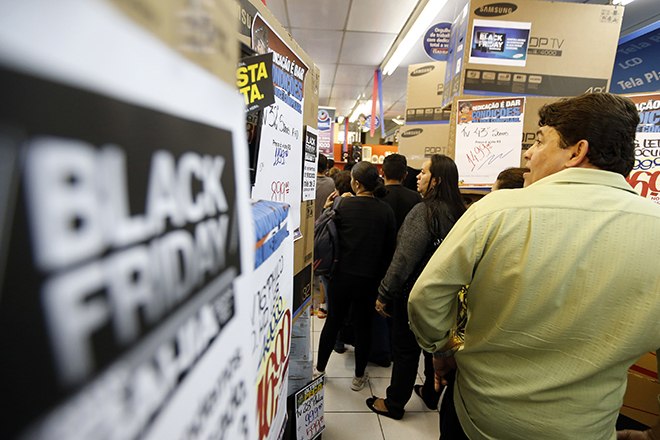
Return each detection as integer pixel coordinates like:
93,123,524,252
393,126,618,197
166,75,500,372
565,140,590,168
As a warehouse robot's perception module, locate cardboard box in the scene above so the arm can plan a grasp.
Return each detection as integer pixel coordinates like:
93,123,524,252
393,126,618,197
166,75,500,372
398,61,452,168
110,0,238,87
398,124,453,169
442,0,624,106
621,352,660,428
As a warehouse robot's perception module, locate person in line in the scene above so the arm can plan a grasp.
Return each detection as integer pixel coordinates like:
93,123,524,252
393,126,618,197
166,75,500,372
369,154,423,368
321,170,355,354
313,154,336,317
367,155,466,420
315,154,335,220
438,166,527,438
490,167,528,191
378,154,422,231
314,161,396,391
408,93,660,440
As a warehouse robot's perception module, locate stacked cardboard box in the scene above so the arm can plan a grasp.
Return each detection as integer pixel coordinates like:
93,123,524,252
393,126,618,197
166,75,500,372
442,0,624,107
398,61,452,169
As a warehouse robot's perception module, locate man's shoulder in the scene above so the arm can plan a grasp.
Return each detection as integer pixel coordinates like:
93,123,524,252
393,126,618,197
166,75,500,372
384,184,421,200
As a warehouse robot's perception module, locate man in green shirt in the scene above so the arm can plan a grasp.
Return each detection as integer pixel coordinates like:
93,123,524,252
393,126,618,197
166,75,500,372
408,93,660,440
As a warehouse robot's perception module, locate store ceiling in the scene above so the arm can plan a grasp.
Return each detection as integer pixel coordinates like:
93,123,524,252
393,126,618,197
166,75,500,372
266,0,660,132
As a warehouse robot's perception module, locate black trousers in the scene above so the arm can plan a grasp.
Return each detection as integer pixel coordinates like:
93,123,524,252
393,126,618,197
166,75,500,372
383,296,441,418
439,370,469,440
316,272,379,377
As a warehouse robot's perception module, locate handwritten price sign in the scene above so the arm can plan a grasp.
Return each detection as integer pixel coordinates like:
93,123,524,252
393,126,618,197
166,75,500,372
466,143,494,172
454,98,526,186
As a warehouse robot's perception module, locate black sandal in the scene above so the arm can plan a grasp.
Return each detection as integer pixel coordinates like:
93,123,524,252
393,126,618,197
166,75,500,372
366,396,403,420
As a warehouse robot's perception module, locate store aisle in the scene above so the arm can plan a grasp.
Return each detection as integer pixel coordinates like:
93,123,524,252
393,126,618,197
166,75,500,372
311,315,441,440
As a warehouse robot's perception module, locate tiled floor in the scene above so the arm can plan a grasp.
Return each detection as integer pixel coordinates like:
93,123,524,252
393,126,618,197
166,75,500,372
311,315,441,440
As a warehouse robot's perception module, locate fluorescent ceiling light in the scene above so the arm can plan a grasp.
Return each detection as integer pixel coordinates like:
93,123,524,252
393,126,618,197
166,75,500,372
382,0,449,76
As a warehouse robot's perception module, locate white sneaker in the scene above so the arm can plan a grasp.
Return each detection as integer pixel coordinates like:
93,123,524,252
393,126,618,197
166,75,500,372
313,366,325,378
350,372,369,391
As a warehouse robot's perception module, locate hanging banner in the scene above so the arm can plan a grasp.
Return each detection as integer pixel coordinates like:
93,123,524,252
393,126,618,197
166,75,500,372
246,201,294,440
251,13,308,236
0,2,255,440
302,127,319,202
238,52,275,114
454,97,526,187
295,375,325,440
468,20,532,67
625,93,660,205
611,23,660,95
317,108,334,157
424,22,451,62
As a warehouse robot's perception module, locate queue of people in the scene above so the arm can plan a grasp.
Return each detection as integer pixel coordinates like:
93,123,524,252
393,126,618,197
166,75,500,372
312,93,660,440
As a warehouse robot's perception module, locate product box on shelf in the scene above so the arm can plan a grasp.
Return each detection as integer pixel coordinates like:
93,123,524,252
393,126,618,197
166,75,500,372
399,61,452,168
442,0,624,107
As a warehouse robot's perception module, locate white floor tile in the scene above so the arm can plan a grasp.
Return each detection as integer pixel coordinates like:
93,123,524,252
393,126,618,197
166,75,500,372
365,362,393,379
368,378,436,413
321,412,385,440
323,377,374,412
380,410,440,440
314,349,356,378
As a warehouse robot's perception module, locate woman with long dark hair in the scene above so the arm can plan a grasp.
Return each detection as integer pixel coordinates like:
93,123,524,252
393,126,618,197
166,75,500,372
366,154,466,419
315,161,397,391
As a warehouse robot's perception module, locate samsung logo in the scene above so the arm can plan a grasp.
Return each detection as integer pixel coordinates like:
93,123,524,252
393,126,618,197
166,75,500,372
402,129,423,138
411,66,435,77
474,3,517,16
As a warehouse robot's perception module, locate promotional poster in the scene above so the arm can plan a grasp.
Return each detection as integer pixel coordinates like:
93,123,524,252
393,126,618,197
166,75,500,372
245,209,294,440
251,13,309,236
468,20,531,67
302,127,319,202
0,1,255,440
238,52,275,115
317,108,334,157
424,23,451,62
626,93,660,205
454,97,526,187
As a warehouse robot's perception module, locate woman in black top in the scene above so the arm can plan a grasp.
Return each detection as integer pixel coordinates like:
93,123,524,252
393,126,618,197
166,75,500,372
315,161,396,391
367,154,466,419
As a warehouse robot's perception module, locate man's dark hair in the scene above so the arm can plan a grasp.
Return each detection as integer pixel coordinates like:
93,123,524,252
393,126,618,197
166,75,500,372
328,158,335,168
317,154,328,174
381,153,407,181
538,93,639,176
495,167,528,189
333,170,354,195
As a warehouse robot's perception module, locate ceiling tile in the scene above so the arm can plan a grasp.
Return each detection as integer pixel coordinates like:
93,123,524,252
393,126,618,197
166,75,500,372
316,63,337,85
290,28,343,64
330,84,367,102
319,83,332,99
346,0,418,33
339,31,396,65
334,65,378,85
266,0,289,28
285,0,351,30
